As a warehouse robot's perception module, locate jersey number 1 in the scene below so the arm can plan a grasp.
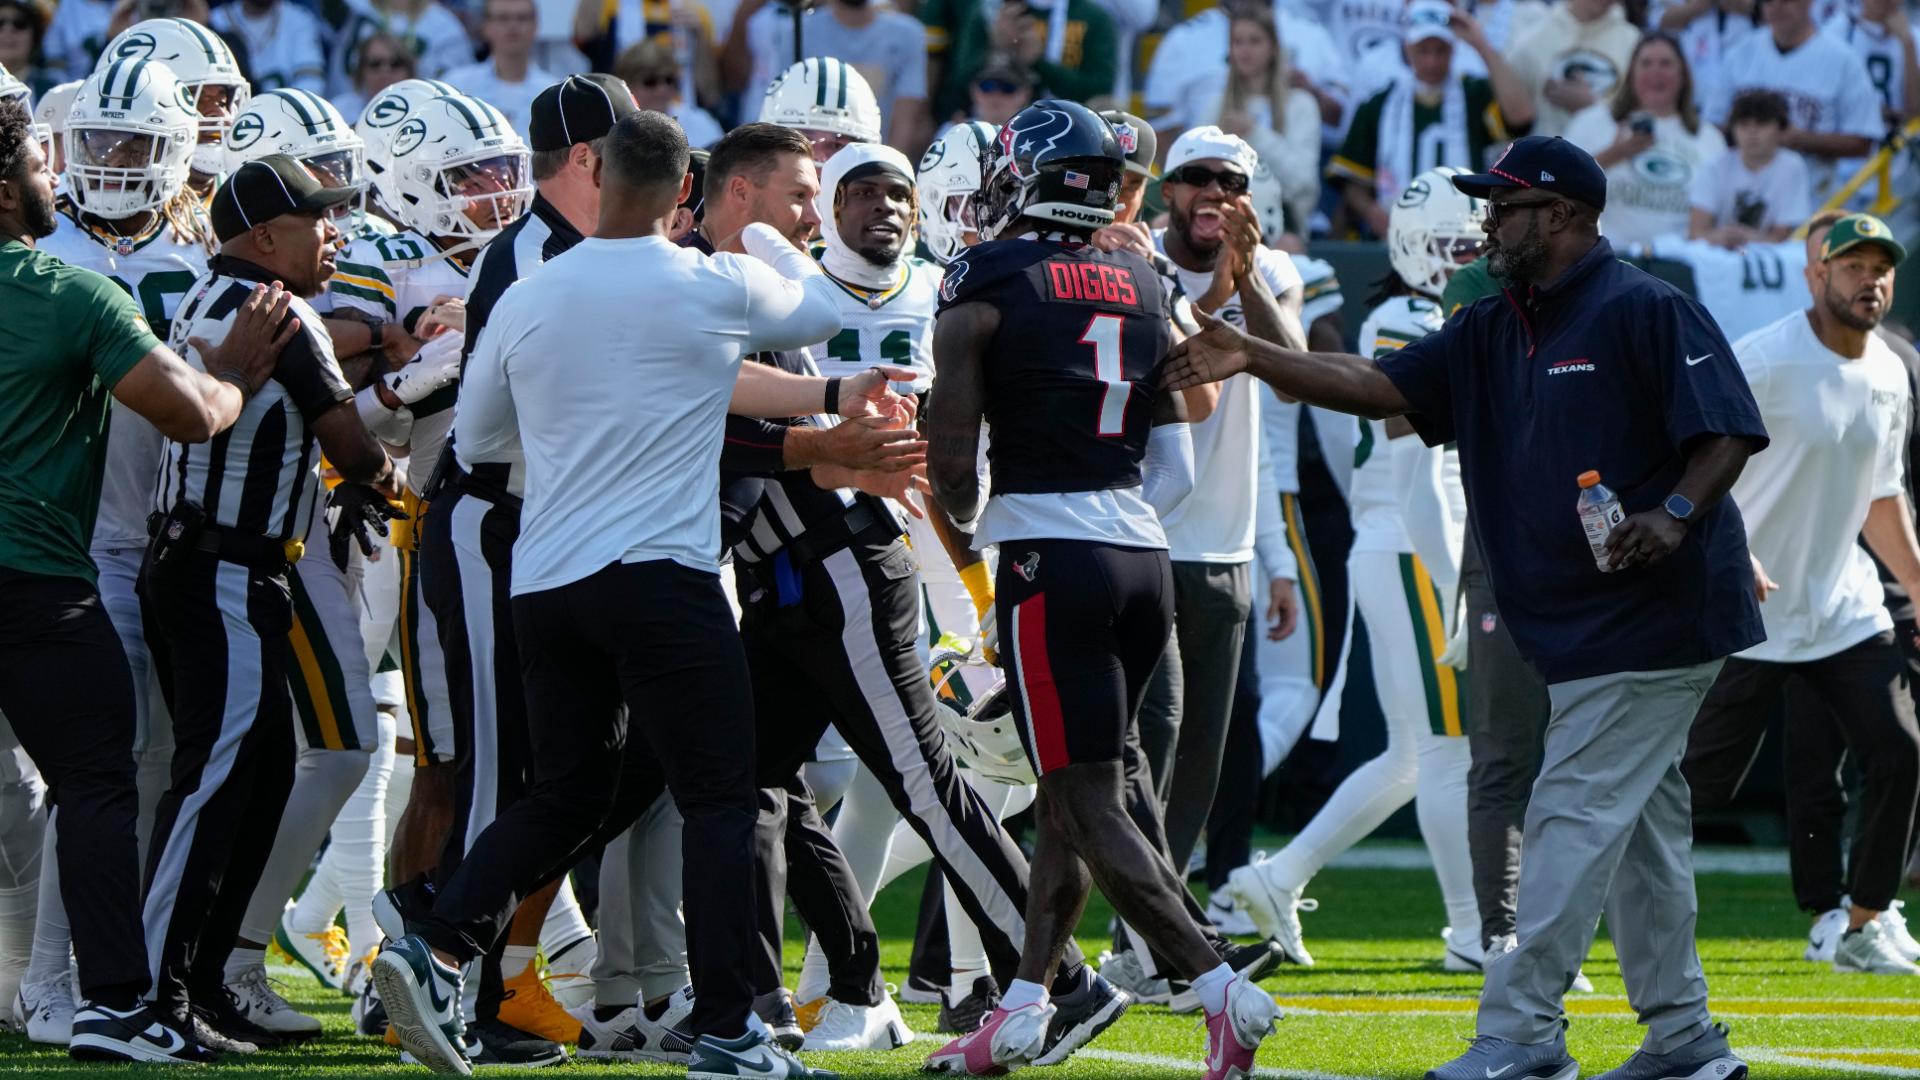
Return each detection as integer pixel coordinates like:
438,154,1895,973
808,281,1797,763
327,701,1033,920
1081,313,1130,437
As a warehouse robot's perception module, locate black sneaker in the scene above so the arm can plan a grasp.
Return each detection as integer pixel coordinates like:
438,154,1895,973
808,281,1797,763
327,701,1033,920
937,976,1000,1035
205,987,290,1047
751,989,803,1052
187,1005,259,1055
1032,969,1130,1066
1168,939,1284,1014
467,1017,567,1068
69,1002,219,1065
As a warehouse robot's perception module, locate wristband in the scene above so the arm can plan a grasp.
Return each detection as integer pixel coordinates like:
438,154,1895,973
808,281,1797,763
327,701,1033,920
959,560,994,618
215,369,255,403
824,377,842,415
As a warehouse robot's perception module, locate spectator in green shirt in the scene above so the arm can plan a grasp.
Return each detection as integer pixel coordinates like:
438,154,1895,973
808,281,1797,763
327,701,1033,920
926,0,1115,123
0,99,292,1061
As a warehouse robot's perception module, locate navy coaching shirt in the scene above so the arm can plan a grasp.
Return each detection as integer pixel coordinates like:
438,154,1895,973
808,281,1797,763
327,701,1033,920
1377,238,1770,682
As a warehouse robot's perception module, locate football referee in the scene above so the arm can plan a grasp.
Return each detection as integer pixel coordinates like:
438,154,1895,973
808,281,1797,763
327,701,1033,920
1165,137,1767,1080
0,107,290,1062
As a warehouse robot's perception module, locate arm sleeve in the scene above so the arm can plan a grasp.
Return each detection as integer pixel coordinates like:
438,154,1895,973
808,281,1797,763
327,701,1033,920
1649,294,1770,451
1373,318,1461,445
453,309,521,463
273,325,356,422
1141,421,1195,517
732,254,845,355
80,271,163,388
1393,435,1461,593
1253,411,1296,580
721,413,793,475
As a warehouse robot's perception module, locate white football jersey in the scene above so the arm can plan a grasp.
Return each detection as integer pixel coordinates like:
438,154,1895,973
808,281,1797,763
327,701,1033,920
1330,0,1406,65
39,212,210,549
209,1,328,93
808,253,942,394
330,228,474,491
1349,295,1462,554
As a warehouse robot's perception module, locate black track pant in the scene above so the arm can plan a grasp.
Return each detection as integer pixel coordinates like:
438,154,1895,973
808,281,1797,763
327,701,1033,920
0,568,149,1008
753,779,884,1005
1684,632,1920,912
739,534,1086,995
140,551,296,1019
417,559,758,1039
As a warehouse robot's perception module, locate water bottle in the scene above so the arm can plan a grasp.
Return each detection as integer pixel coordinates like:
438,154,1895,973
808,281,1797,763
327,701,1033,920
1577,471,1626,572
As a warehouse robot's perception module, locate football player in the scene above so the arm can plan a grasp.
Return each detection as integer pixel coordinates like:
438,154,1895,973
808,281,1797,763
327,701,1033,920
923,100,1280,1079
1222,167,1486,972
95,19,250,200
760,56,883,167
13,57,206,1049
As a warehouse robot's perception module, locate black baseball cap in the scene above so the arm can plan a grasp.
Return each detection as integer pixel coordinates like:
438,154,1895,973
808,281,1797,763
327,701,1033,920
210,155,359,243
529,73,640,152
1451,135,1608,211
681,147,708,222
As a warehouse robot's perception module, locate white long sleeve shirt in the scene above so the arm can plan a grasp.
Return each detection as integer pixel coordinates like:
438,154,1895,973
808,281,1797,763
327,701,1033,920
456,232,842,593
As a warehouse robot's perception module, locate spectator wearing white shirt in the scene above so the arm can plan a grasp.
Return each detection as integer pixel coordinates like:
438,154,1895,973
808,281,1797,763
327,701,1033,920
1142,1,1345,156
1704,0,1882,200
1564,31,1727,249
1826,0,1920,127
1651,0,1758,95
1689,88,1812,246
1198,5,1322,236
724,0,930,153
445,0,559,137
211,0,329,93
1505,0,1642,136
329,0,476,95
614,37,723,146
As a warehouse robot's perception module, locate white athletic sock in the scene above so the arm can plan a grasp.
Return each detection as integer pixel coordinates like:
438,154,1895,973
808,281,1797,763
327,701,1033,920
1190,963,1235,1016
501,945,536,980
795,936,831,1004
831,765,901,900
0,770,46,1008
1000,978,1048,1012
24,812,67,987
943,878,988,994
224,947,266,984
1415,733,1480,938
240,748,370,943
296,709,401,962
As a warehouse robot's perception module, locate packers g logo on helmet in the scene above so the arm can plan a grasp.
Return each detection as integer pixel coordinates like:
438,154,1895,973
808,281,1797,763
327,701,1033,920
108,31,158,61
227,111,264,151
1397,176,1433,208
390,117,428,158
367,93,413,128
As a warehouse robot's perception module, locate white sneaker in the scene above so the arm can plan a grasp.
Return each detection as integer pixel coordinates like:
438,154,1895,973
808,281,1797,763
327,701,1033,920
631,984,696,1064
799,992,913,1051
1806,905,1850,963
571,1003,641,1062
1834,920,1920,974
16,972,75,1045
1206,893,1259,937
1487,933,1594,992
1877,900,1920,962
225,965,323,1040
1441,927,1484,973
274,900,348,991
1222,858,1316,967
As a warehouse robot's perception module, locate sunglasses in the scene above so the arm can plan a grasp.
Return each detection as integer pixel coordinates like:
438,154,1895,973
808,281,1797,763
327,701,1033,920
0,15,30,29
1484,196,1561,229
974,78,1023,94
1170,164,1249,194
633,73,679,88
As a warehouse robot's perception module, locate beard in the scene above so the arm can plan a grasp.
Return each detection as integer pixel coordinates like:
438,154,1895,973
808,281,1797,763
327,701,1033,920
1167,198,1220,262
1486,217,1548,283
1825,281,1885,331
21,182,57,239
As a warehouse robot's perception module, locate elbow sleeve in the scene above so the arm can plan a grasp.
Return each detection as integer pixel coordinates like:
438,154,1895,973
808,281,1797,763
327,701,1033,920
1142,422,1195,518
356,385,414,445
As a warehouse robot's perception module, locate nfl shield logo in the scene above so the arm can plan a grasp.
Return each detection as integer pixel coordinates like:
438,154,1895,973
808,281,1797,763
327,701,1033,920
1113,123,1137,155
1480,612,1497,633
115,236,135,256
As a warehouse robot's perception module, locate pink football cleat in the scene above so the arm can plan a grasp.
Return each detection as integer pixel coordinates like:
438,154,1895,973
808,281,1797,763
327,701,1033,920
1201,976,1280,1080
923,1002,1053,1075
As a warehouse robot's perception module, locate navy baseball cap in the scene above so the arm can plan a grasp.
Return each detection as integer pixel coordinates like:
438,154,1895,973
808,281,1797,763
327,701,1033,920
1451,136,1607,211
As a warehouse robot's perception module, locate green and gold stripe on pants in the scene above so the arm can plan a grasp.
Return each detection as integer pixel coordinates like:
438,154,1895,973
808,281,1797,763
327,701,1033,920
1281,492,1327,688
1399,553,1465,737
287,566,359,750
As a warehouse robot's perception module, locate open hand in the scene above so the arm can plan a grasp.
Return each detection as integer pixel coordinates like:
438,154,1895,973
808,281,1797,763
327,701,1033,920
820,416,926,472
415,295,466,338
1163,307,1253,390
838,366,921,421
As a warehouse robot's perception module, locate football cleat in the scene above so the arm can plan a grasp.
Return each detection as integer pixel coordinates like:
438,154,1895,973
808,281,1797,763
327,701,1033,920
800,992,912,1052
938,975,1001,1035
923,1002,1053,1075
572,1004,641,1062
1221,859,1316,967
1169,940,1283,1014
899,973,944,1005
499,964,581,1044
68,1002,217,1065
1201,976,1281,1080
1032,970,1129,1066
15,972,75,1045
188,1003,260,1055
373,934,471,1075
274,900,348,990
225,966,322,1041
1095,949,1169,1006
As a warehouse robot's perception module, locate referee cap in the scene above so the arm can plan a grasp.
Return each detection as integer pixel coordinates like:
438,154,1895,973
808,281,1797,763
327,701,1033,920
1821,213,1907,265
1451,135,1607,212
210,155,358,243
529,73,640,152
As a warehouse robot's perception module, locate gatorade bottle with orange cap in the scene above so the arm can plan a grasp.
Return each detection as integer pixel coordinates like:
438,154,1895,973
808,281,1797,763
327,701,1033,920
1577,471,1625,572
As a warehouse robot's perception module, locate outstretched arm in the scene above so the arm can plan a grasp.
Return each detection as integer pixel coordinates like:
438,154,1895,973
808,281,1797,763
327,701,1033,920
1164,308,1410,419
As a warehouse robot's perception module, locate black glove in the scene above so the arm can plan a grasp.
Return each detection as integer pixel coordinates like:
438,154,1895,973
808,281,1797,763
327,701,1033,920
328,484,408,571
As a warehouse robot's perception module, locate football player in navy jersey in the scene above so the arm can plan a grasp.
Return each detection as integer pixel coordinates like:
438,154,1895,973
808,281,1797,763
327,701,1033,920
922,100,1283,1080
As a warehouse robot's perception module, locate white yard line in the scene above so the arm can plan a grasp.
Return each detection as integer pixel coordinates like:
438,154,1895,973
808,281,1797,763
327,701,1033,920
1321,844,1788,875
1746,1049,1920,1077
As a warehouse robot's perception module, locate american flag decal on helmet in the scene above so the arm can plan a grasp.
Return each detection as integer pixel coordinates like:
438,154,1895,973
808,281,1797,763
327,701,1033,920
1064,170,1090,189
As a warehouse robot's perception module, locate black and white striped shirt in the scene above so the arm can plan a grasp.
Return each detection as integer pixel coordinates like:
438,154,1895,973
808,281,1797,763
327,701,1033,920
157,257,354,540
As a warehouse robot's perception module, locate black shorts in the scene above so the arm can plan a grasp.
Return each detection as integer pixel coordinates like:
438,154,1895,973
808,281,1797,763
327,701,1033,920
995,539,1173,776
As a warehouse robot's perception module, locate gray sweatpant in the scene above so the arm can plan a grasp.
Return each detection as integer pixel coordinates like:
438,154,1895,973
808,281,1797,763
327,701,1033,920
593,791,689,1007
1479,661,1722,1055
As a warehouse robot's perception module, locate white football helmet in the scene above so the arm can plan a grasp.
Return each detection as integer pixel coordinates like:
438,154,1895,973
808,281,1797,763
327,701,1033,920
98,18,250,176
0,62,44,155
760,57,882,160
386,94,531,243
1389,166,1485,298
929,649,1036,787
354,77,457,215
1247,156,1286,246
64,58,197,219
917,120,996,264
33,80,80,176
226,88,364,193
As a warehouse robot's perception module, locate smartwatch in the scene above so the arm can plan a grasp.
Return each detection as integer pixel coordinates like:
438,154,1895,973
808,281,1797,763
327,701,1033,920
1662,493,1695,523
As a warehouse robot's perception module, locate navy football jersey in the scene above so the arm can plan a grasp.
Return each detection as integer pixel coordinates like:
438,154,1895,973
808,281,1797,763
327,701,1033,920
938,239,1172,496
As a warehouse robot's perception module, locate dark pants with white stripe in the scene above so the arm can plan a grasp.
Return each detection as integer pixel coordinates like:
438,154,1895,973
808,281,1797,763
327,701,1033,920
738,533,1087,996
139,550,296,1019
417,483,532,1018
0,567,151,1008
417,558,758,1039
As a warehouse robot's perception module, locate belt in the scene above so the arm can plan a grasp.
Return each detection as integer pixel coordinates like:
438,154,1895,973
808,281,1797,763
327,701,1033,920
194,523,302,572
781,501,896,567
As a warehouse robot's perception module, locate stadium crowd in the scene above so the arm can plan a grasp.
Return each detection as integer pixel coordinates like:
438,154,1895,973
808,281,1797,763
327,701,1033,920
0,0,1918,1075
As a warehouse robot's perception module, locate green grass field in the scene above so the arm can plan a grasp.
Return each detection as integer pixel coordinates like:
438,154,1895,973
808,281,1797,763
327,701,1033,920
4,846,1915,1078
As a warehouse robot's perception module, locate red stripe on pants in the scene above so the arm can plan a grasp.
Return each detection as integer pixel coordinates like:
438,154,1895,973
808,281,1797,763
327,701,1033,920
1015,594,1069,773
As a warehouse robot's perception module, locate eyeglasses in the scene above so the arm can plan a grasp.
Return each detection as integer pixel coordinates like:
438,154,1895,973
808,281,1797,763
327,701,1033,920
1484,196,1561,229
1170,164,1250,194
974,78,1023,94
